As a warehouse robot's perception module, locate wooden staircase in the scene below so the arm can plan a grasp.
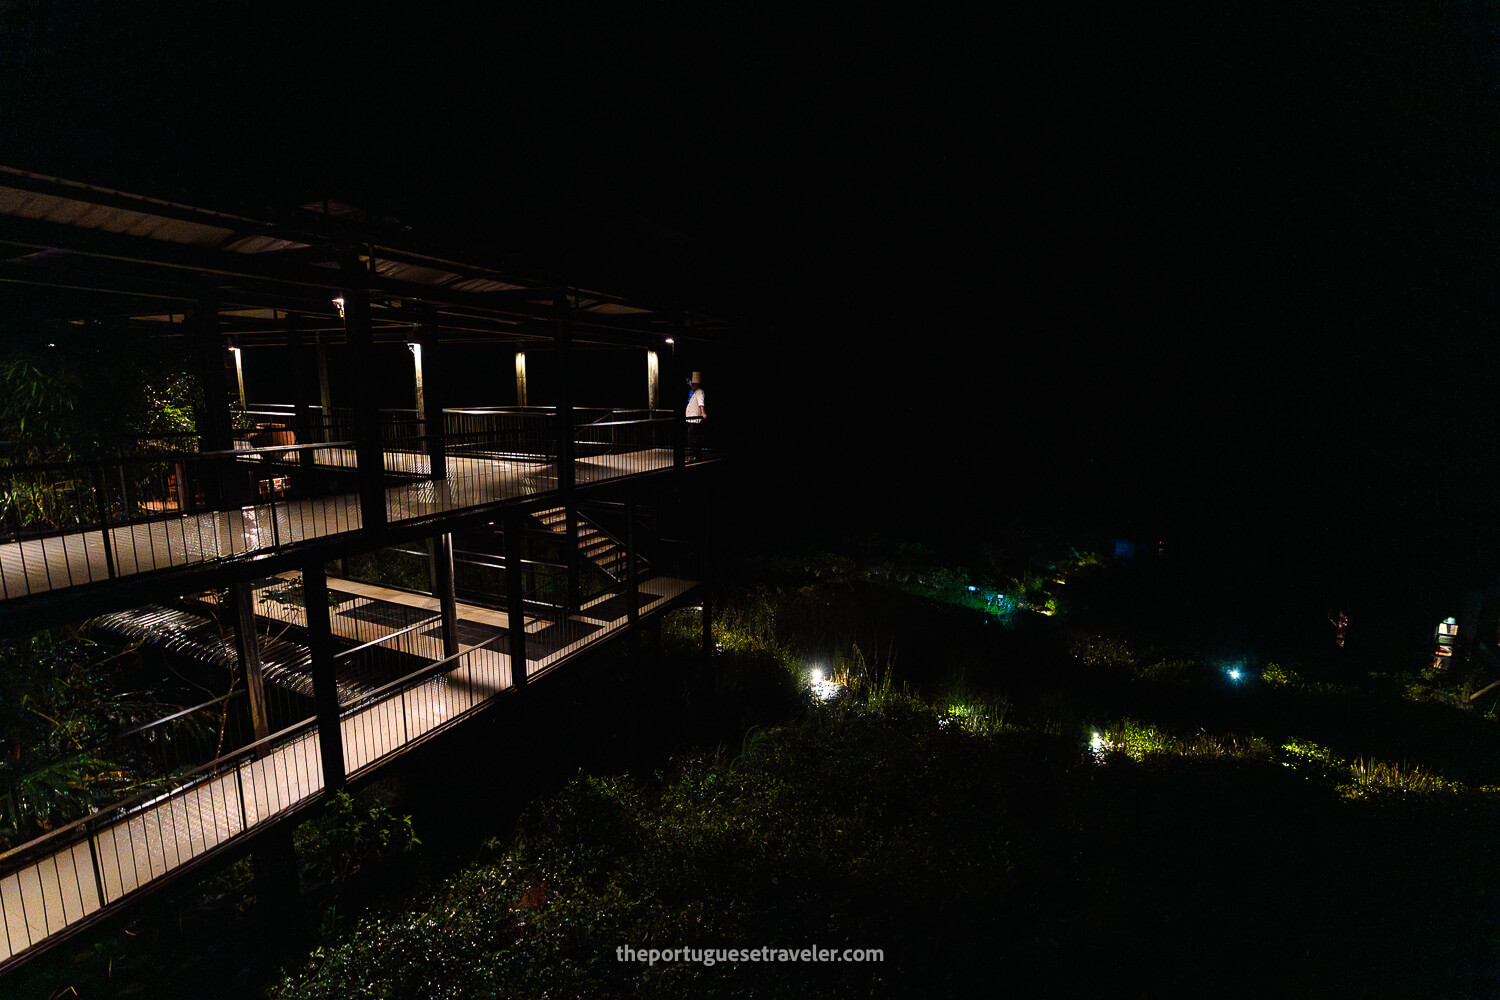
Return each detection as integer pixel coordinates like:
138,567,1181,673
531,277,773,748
532,507,643,584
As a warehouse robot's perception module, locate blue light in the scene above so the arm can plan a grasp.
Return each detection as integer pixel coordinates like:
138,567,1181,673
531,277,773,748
1227,668,1243,682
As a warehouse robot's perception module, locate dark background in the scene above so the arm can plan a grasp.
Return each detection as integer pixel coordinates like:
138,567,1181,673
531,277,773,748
2,1,1497,611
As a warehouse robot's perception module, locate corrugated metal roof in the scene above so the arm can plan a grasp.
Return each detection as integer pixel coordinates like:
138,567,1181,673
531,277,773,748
584,302,651,315
449,276,527,293
221,234,311,254
373,258,462,286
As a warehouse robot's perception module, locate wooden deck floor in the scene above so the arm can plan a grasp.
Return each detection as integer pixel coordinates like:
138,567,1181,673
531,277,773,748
0,573,696,966
0,447,677,602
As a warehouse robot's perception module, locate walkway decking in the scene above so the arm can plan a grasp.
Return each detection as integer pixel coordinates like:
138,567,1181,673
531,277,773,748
0,573,696,966
0,447,677,602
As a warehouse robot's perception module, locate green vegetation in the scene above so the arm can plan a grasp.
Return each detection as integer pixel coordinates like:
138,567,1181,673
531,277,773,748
16,548,1500,997
270,556,1500,998
342,548,432,594
0,627,232,848
274,700,1013,998
0,344,201,532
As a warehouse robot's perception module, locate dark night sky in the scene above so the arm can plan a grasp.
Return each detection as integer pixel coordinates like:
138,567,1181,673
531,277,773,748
2,1,1498,603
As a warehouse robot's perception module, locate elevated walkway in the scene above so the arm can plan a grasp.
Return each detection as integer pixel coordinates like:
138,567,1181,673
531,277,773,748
0,445,678,604
0,571,697,968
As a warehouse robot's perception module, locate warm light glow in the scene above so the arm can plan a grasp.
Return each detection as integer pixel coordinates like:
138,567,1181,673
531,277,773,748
332,296,346,318
646,350,660,410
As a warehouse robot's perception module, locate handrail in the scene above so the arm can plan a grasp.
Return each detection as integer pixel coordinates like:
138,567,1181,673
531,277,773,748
578,416,674,430
110,689,239,743
0,439,358,475
0,688,246,823
332,613,443,661
0,710,318,869
338,630,509,717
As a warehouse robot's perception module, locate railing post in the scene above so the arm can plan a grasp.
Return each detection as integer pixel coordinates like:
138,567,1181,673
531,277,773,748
234,760,248,832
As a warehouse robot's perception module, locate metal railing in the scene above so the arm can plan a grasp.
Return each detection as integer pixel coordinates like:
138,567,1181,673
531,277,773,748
0,688,253,852
573,409,676,483
0,711,325,964
0,547,696,965
0,617,534,965
0,402,705,601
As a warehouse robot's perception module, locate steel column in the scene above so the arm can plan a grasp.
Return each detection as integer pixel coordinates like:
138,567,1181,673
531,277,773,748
626,488,640,657
565,505,581,611
701,497,712,656
419,307,447,481
341,268,386,533
505,509,529,688
626,488,639,628
554,289,575,496
304,561,346,790
193,290,240,508
430,532,460,659
289,313,316,473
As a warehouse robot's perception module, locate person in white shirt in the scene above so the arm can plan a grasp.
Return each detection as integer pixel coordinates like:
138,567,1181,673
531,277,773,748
684,372,706,458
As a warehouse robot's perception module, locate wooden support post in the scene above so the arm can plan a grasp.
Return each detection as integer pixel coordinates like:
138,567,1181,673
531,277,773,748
304,562,346,790
505,509,529,688
430,532,460,660
231,581,271,742
340,274,386,533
